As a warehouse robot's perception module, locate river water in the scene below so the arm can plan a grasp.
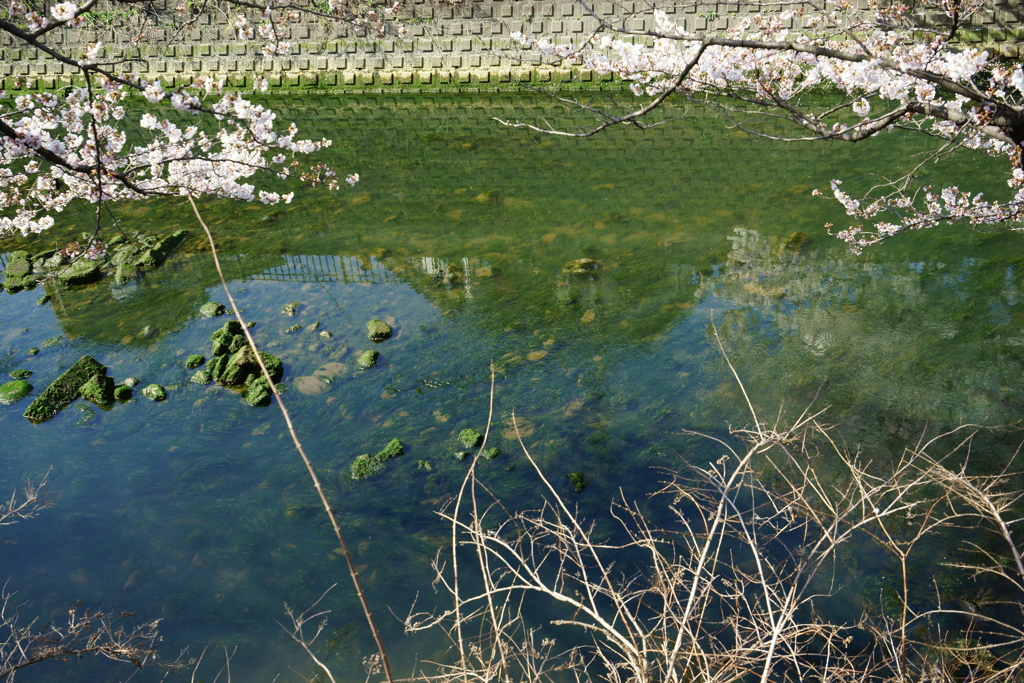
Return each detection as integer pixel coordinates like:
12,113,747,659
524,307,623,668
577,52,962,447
1,93,1023,682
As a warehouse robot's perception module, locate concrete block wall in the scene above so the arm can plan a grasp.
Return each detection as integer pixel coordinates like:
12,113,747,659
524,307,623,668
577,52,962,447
1,0,1023,91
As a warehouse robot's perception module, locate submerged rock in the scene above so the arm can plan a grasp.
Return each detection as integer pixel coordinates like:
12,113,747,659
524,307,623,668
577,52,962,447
0,380,32,405
482,447,501,461
367,319,393,342
562,258,601,275
3,251,34,292
286,324,302,333
351,454,385,480
190,370,212,385
135,230,187,268
185,354,205,369
80,374,115,404
454,451,470,460
114,261,137,286
458,428,483,449
356,350,379,369
282,302,299,316
142,384,166,401
40,336,62,349
36,294,50,306
9,369,31,380
375,438,404,461
25,348,38,356
57,259,102,286
198,302,225,318
23,355,106,422
567,472,588,493
417,460,434,471
113,385,132,401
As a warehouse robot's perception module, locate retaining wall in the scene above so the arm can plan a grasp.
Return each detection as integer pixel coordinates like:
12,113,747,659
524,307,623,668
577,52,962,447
1,0,1023,92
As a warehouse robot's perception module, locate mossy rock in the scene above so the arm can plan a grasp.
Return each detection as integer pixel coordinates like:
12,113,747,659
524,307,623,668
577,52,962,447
9,369,31,380
367,319,393,342
80,374,115,404
210,320,243,356
208,354,229,381
780,231,809,253
114,261,137,285
454,451,470,460
219,346,283,385
135,230,187,268
375,438,403,461
282,302,299,316
245,376,273,407
567,472,588,493
23,355,106,422
0,380,32,405
3,251,34,293
417,460,434,471
40,335,62,349
285,324,302,333
57,259,102,286
198,302,225,318
25,348,38,356
190,369,212,385
185,354,206,369
351,454,385,480
36,294,50,306
458,428,483,449
482,447,501,461
113,385,132,401
356,350,379,369
142,384,167,401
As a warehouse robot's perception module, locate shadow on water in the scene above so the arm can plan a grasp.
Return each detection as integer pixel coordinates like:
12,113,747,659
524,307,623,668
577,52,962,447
0,93,1022,681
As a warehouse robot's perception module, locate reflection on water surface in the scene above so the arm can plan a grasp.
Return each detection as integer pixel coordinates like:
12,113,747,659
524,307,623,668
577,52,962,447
0,93,1023,682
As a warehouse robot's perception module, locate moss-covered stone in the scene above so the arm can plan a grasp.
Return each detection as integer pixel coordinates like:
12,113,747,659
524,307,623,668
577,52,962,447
228,333,247,354
458,428,483,449
198,302,225,318
209,354,229,381
40,335,62,348
0,380,32,405
282,302,299,316
219,346,283,385
114,261,137,285
375,438,404,461
210,320,243,356
356,350,379,368
454,451,470,460
35,294,50,306
113,385,132,401
142,384,166,401
367,318,393,342
285,324,302,333
9,369,31,380
417,460,434,471
351,454,385,480
123,377,139,387
25,348,39,356
567,472,588,493
135,230,187,267
482,447,501,461
190,369,212,385
185,354,205,369
245,376,273,406
23,355,106,422
80,374,115,404
3,251,34,293
57,258,102,286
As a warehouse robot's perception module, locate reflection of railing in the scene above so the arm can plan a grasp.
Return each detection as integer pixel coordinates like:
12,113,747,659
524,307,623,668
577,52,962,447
251,254,399,284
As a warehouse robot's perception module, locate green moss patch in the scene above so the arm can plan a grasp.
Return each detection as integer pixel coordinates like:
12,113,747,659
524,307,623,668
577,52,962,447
23,355,106,422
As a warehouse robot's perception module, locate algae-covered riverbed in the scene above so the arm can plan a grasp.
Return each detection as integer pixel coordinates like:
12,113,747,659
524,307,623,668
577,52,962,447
2,93,1024,682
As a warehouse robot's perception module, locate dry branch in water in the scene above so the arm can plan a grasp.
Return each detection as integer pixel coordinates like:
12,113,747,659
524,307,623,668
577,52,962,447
404,353,1024,683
